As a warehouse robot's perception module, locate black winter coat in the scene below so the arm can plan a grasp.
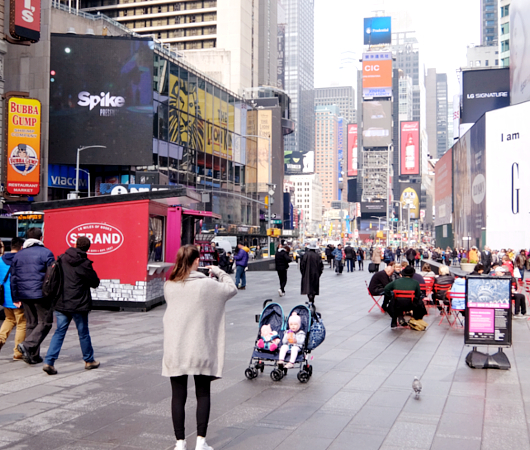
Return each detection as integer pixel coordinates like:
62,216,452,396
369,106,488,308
11,241,55,301
300,250,323,296
344,246,355,259
54,248,100,313
275,249,292,271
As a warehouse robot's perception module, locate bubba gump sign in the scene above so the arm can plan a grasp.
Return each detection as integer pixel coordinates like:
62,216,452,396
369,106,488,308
6,98,41,196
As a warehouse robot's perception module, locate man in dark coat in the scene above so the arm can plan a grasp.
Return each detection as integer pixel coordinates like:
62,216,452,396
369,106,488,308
481,246,493,274
384,265,423,328
275,244,292,297
11,227,55,364
300,239,324,303
344,244,355,272
405,247,417,267
43,237,100,375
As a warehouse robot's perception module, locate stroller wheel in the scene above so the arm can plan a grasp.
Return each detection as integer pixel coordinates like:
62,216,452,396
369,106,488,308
245,368,258,380
307,365,313,376
270,369,283,381
297,370,310,383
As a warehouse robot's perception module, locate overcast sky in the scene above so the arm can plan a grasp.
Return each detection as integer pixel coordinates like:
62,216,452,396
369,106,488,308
314,0,481,100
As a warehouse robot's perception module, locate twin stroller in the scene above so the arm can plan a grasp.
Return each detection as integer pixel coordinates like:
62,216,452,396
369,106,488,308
244,300,324,383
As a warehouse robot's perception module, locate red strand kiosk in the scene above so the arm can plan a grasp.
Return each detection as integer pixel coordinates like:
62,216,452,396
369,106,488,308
32,188,220,311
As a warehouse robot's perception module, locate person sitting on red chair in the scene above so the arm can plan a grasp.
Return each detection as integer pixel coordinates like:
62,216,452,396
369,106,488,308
384,266,423,329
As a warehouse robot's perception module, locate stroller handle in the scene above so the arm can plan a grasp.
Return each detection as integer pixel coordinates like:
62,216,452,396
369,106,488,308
263,299,274,309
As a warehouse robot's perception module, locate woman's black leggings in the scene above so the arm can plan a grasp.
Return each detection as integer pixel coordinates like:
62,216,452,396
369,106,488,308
170,375,213,440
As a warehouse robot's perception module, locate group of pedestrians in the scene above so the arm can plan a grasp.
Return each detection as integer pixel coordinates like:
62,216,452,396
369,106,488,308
325,243,365,272
0,228,100,375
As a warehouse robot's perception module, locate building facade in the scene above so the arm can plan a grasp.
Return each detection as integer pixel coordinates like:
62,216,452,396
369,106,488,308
280,0,315,162
500,0,510,67
314,105,339,210
481,0,498,46
285,173,322,233
466,44,500,68
314,86,356,124
392,31,420,122
80,0,260,93
398,73,413,122
425,69,449,159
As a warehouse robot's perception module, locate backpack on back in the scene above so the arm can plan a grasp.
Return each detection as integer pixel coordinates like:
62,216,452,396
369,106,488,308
42,257,63,301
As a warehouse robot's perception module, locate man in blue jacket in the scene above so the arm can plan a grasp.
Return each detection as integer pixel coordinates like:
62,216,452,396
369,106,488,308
11,228,55,364
234,242,249,290
0,237,26,360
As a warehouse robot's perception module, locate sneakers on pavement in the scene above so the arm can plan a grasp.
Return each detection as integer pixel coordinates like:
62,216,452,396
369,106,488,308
13,354,23,361
195,437,213,450
278,288,283,297
174,440,187,450
17,343,35,365
0,341,4,351
43,364,58,375
85,360,100,370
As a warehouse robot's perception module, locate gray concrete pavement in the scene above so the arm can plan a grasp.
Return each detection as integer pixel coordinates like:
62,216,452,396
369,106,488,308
1,264,530,449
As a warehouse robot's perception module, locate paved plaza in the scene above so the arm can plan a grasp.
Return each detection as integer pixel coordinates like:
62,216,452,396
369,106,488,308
1,264,530,450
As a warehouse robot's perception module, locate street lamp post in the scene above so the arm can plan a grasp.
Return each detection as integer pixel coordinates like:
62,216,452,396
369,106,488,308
76,168,91,197
392,200,403,248
371,216,382,244
71,145,107,199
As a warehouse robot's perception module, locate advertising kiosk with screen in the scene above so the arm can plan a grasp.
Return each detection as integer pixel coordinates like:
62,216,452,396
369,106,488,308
32,188,218,311
465,275,512,369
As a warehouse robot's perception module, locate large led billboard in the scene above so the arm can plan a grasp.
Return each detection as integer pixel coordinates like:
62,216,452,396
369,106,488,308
400,121,420,176
461,68,510,124
434,148,452,227
49,34,154,165
362,52,392,98
347,124,358,176
399,183,420,219
510,0,530,105
363,17,391,45
362,100,392,147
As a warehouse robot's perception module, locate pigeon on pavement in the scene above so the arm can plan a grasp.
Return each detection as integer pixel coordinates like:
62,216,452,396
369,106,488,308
412,376,422,398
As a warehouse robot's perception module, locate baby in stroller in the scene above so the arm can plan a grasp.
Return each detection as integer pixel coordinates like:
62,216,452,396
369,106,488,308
278,312,306,369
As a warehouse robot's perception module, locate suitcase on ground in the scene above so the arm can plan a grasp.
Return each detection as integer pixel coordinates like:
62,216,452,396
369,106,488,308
368,263,377,273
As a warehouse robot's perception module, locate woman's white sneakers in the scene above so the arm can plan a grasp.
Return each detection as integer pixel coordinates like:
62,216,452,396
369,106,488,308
196,437,213,450
175,440,187,450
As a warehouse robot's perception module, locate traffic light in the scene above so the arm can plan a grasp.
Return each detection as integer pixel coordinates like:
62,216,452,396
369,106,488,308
264,196,269,210
273,228,281,237
267,228,273,236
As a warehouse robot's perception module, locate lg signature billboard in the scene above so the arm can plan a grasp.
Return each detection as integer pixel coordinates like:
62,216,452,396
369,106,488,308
49,34,154,165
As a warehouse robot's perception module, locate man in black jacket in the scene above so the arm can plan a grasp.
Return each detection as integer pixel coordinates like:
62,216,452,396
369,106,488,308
300,240,324,303
12,227,55,364
275,244,292,297
344,244,356,272
368,262,395,296
405,247,417,267
42,237,100,375
481,246,493,274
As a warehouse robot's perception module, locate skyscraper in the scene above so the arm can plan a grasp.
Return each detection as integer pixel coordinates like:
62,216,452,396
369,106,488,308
392,31,420,122
500,0,511,66
314,86,356,124
481,0,499,47
314,105,339,210
280,0,315,168
425,69,448,158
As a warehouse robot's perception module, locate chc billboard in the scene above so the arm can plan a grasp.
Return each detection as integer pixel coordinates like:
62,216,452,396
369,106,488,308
434,148,452,227
6,98,41,195
362,52,392,98
362,100,392,147
347,124,358,176
363,17,391,45
510,0,530,105
49,34,154,166
400,121,420,176
461,68,510,124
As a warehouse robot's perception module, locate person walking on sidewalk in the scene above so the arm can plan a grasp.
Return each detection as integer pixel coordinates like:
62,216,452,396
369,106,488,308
332,244,344,274
344,243,355,272
163,244,238,450
233,242,249,290
275,243,292,297
0,237,26,360
300,239,324,304
11,227,55,365
357,247,365,270
42,237,101,375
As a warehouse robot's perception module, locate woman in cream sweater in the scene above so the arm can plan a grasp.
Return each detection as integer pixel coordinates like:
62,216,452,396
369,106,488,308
163,244,238,450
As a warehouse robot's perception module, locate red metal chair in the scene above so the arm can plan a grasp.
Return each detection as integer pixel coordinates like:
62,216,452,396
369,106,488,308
420,277,436,313
365,280,384,313
445,291,465,328
434,284,453,326
393,290,416,327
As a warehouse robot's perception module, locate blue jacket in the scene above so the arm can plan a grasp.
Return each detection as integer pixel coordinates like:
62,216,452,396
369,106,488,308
332,248,343,261
0,253,16,308
10,240,55,301
234,248,249,267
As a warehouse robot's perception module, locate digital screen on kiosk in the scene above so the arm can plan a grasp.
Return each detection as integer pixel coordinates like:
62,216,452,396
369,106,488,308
465,276,512,346
49,34,154,166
